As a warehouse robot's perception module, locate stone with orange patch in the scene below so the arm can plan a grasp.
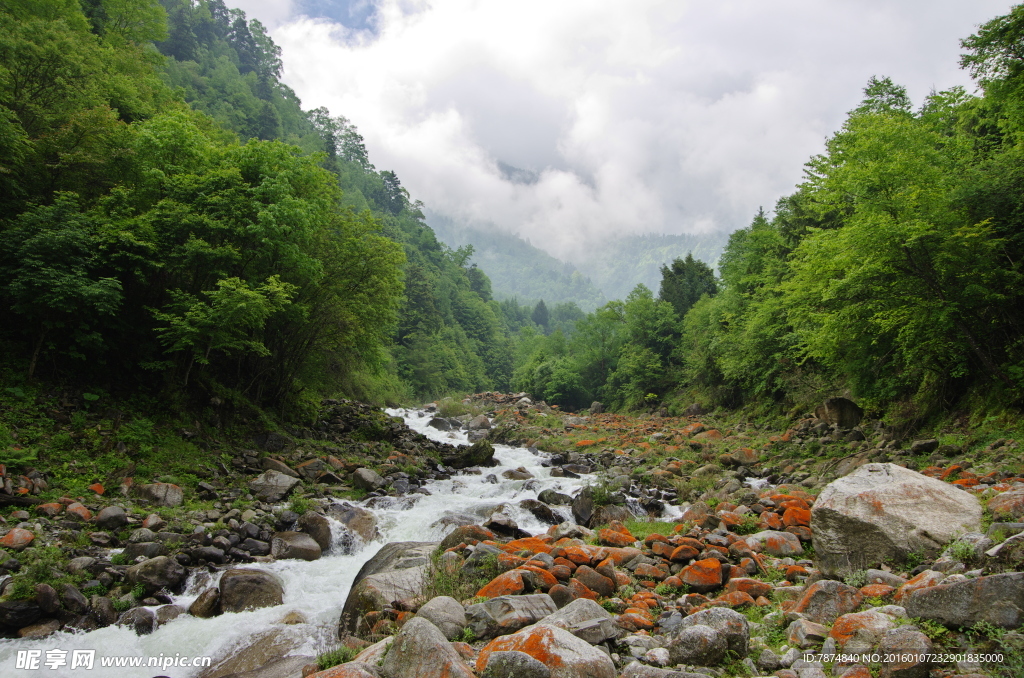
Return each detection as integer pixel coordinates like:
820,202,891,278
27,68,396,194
616,612,655,631
597,529,635,548
650,541,675,559
725,577,772,599
0,528,34,550
477,570,526,598
716,590,755,607
859,584,894,598
66,502,91,522
634,563,667,581
518,565,558,591
680,558,723,593
894,570,945,602
88,483,105,495
36,503,62,517
782,507,811,527
503,537,553,554
759,512,784,530
561,546,594,565
568,578,598,601
550,565,573,581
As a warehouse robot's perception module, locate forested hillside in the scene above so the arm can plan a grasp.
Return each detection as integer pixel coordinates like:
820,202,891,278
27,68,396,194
427,213,607,311
512,9,1024,425
0,0,524,412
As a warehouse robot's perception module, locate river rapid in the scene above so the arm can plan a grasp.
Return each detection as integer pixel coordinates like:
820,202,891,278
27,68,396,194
0,407,618,678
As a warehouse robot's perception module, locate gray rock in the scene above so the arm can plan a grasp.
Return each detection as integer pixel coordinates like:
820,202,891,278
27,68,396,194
909,439,939,455
0,600,42,631
480,650,551,678
538,489,573,506
537,597,620,644
261,457,299,478
812,463,982,576
443,439,496,469
590,402,603,415
17,618,61,639
155,604,182,626
666,624,727,666
466,594,558,639
218,569,284,613
125,556,186,595
903,571,1024,629
248,470,300,502
297,511,331,552
468,414,492,430
571,486,595,527
215,655,319,678
90,596,117,627
271,531,322,561
428,417,452,431
128,527,157,543
124,541,168,560
865,569,907,588
813,397,863,429
787,618,829,649
189,588,220,618
95,506,128,530
327,503,379,546
60,584,89,614
35,583,60,614
876,627,932,678
67,556,98,575
416,595,466,640
117,607,155,635
677,607,749,656
831,610,897,653
352,467,386,491
380,616,475,678
133,482,183,507
792,580,863,625
340,541,436,635
620,662,711,678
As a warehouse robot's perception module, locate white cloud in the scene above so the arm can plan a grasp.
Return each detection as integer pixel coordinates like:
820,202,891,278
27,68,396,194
228,0,1011,261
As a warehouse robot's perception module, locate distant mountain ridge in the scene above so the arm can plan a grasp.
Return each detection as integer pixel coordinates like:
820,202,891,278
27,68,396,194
428,214,729,307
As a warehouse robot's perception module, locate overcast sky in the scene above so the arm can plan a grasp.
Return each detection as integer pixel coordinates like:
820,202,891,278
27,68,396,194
228,0,1013,260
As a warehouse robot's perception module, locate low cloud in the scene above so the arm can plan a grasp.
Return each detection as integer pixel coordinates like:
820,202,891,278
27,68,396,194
230,0,1009,260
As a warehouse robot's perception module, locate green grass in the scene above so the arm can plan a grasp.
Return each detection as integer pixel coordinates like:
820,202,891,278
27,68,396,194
317,646,359,671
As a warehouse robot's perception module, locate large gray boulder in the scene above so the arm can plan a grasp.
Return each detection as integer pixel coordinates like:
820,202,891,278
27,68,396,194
352,468,386,491
811,463,982,576
380,616,475,678
125,556,186,595
479,650,551,678
814,397,864,429
271,531,322,561
676,607,749,657
665,624,728,666
218,569,284,613
443,439,496,469
466,594,558,639
537,597,620,644
133,483,183,507
248,470,300,502
297,511,332,552
339,541,436,635
902,571,1024,629
327,502,380,547
416,595,467,640
95,506,128,530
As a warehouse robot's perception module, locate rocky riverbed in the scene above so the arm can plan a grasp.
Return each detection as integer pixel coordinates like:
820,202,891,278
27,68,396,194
0,394,1023,678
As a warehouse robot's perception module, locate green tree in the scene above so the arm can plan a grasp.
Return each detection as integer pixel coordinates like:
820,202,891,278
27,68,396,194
658,252,718,319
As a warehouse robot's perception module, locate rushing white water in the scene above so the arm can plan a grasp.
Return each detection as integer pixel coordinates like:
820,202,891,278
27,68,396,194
0,408,596,678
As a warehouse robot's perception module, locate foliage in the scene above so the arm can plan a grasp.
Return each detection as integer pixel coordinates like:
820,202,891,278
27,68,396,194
316,646,358,671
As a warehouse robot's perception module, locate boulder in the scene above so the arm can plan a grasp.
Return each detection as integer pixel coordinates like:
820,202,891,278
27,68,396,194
537,597,620,644
811,463,982,576
189,588,220,618
271,531,322,561
814,397,864,429
439,524,496,551
261,457,300,478
35,583,60,615
902,571,1024,629
477,623,616,678
744,530,803,557
125,556,186,595
676,608,749,657
95,506,128,530
468,414,492,430
339,541,436,635
876,627,932,678
133,483,183,507
443,439,496,469
428,417,452,431
248,470,300,502
18,618,61,639
327,503,379,546
787,618,829,649
352,468,386,491
220,655,319,678
416,595,467,640
479,650,551,678
117,607,155,635
218,569,284,613
0,600,42,631
298,512,333,552
538,490,573,506
665,624,728,666
466,594,558,639
792,580,864,625
520,499,562,526
571,486,594,527
380,616,475,678
830,610,898,653
0,528,35,551
59,584,89,614
306,662,382,678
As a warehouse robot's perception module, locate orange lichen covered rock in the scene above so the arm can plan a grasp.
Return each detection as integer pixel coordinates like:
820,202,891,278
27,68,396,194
859,584,894,598
758,512,784,530
503,537,553,554
782,507,811,527
616,612,656,631
680,558,723,593
518,565,558,591
634,563,667,581
725,577,772,599
717,590,755,607
66,502,92,521
477,570,526,598
0,528,34,550
650,541,675,558
598,529,635,548
88,483,105,495
894,570,945,602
